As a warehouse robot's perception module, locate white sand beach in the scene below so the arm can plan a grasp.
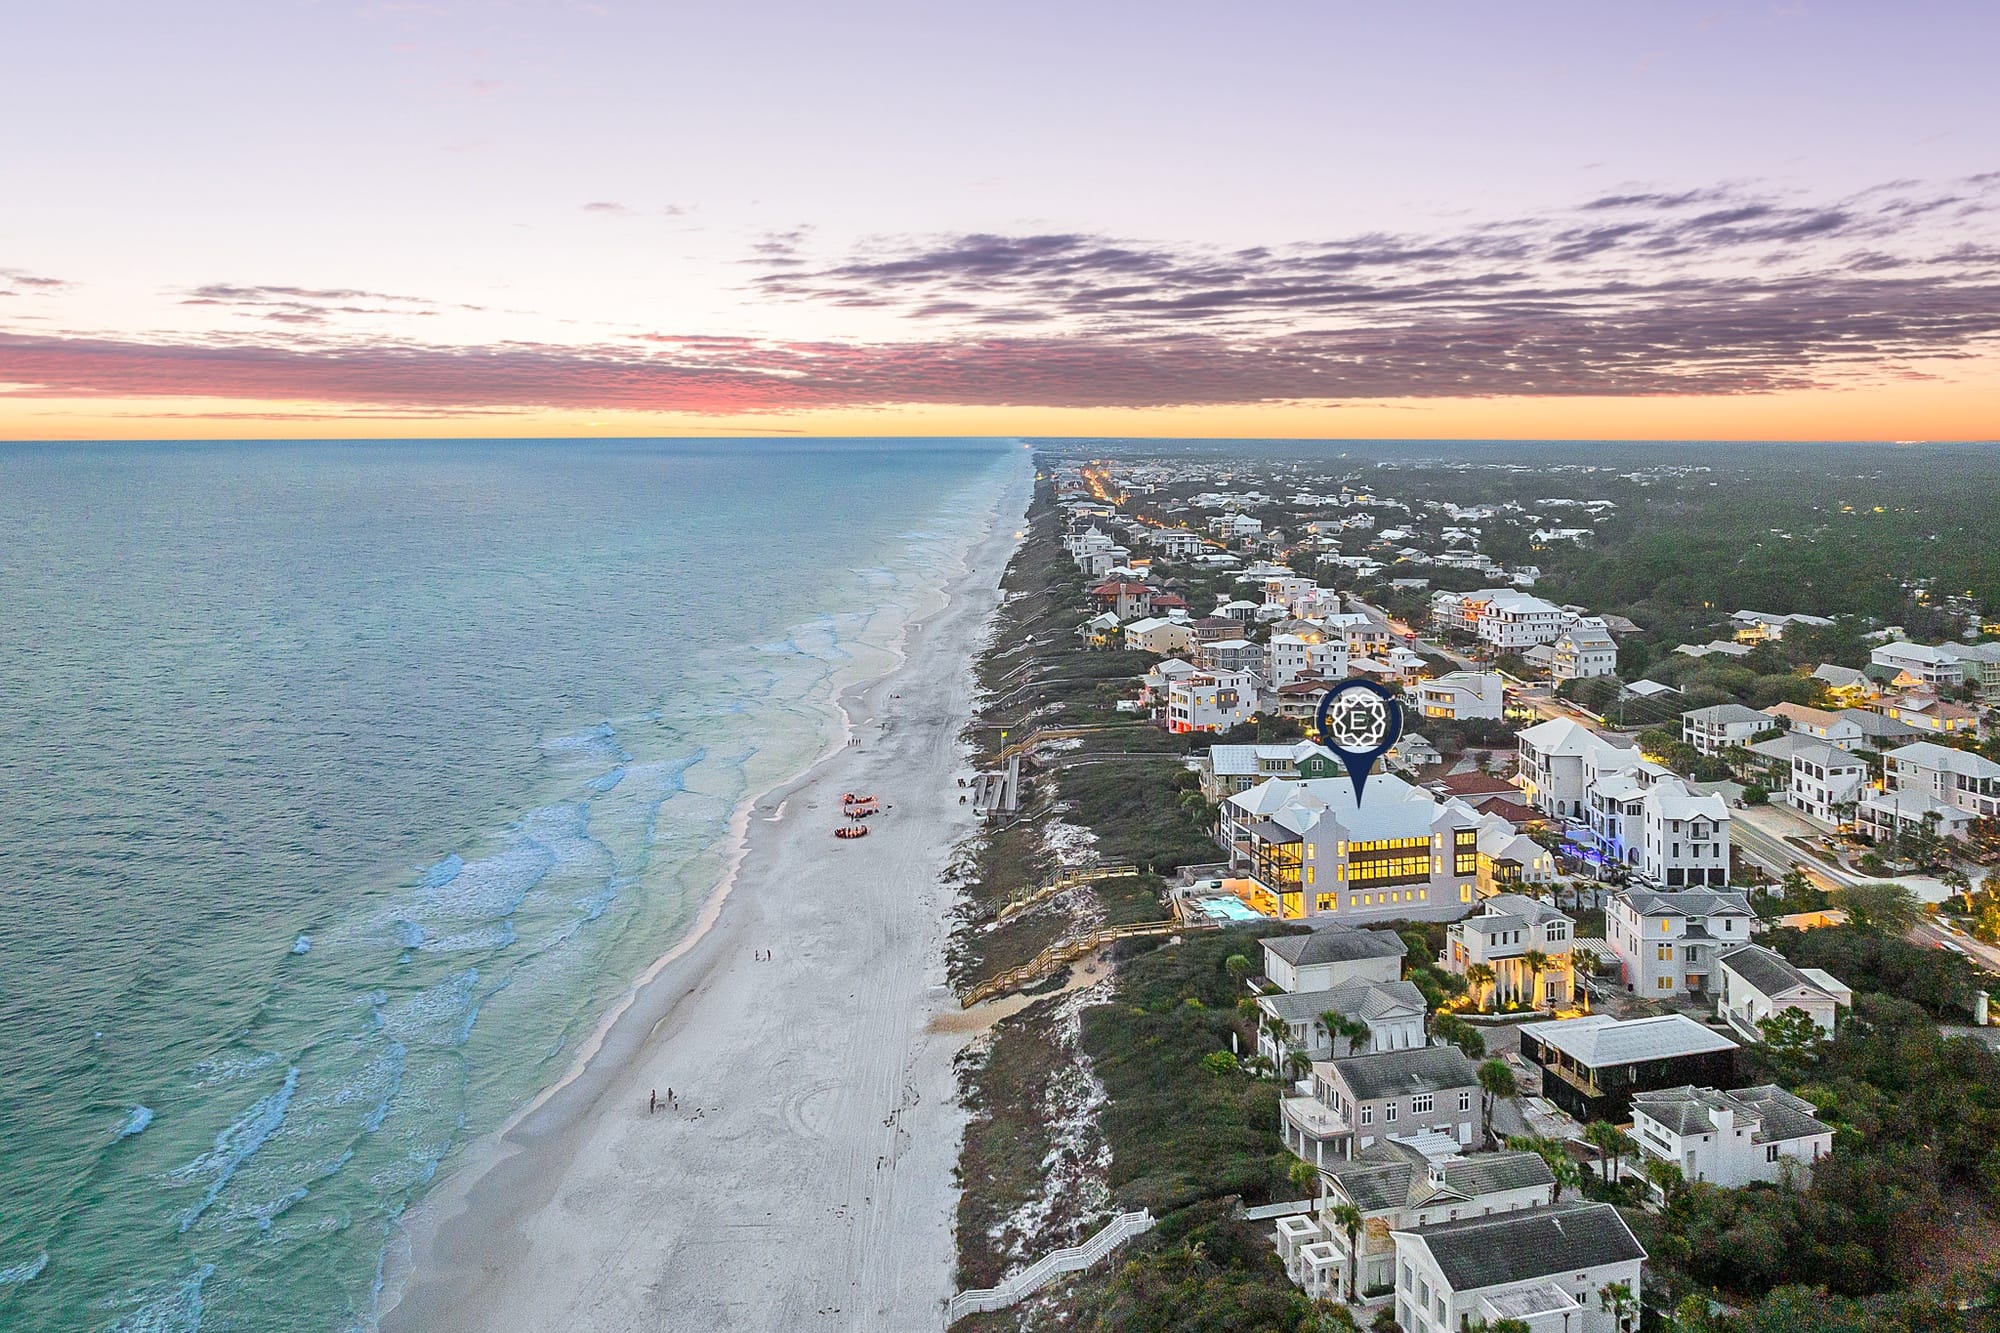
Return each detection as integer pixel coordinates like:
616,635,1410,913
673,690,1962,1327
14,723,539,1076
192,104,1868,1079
381,468,1032,1333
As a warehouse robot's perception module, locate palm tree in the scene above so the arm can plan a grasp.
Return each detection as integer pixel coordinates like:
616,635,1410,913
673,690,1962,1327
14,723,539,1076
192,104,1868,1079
1285,1048,1313,1083
1583,1120,1637,1186
1324,1200,1365,1303
1505,1132,1582,1201
1642,1156,1685,1202
1521,948,1550,1009
1319,1008,1370,1056
1263,1014,1292,1072
1598,1279,1639,1332
1477,1058,1515,1147
1465,962,1496,1012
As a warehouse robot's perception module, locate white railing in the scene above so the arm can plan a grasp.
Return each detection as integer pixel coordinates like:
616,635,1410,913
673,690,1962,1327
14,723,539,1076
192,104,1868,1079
944,1209,1155,1326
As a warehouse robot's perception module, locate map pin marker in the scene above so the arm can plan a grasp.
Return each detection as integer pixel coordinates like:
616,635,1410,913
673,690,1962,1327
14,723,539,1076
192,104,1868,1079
1313,678,1404,806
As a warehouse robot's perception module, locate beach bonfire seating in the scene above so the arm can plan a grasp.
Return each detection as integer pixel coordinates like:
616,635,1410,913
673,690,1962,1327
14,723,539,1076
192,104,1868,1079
833,824,869,840
842,793,881,818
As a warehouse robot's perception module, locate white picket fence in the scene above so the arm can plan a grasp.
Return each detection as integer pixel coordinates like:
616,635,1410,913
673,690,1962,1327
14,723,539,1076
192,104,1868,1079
943,1209,1155,1326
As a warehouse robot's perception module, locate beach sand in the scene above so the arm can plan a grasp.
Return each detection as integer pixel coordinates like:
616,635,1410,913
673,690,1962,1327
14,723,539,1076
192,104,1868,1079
380,469,1031,1333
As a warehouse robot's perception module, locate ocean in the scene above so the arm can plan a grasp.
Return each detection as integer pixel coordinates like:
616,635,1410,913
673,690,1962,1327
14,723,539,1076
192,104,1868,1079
0,437,1024,1331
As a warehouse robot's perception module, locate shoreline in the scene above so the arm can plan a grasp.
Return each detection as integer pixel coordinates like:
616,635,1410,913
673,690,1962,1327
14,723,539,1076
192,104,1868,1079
379,454,1033,1331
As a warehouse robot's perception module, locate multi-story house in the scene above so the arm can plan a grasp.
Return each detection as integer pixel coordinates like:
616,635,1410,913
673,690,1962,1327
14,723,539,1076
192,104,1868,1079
1870,640,1966,688
1199,740,1340,803
1198,637,1264,674
1255,976,1427,1067
1165,668,1259,734
1680,703,1773,756
1604,888,1755,997
1636,778,1732,888
1257,923,1407,994
1441,894,1576,1009
1086,576,1151,619
1515,718,1639,821
1549,617,1619,683
1221,774,1489,924
1390,1201,1646,1333
1714,944,1850,1041
1881,741,2000,822
1413,672,1505,721
1431,588,1573,652
1881,695,1980,735
1471,811,1560,895
1290,1143,1553,1305
1782,742,1867,827
1121,616,1196,656
1518,1013,1740,1122
1322,611,1391,658
1631,1085,1833,1189
1764,702,1867,749
1283,1046,1483,1166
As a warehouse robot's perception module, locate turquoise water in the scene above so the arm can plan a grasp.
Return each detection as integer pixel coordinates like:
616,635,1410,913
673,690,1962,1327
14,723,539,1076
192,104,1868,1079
0,438,1020,1331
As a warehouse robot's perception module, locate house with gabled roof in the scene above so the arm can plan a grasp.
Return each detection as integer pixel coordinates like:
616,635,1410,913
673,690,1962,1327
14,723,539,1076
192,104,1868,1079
1715,944,1851,1041
1283,1045,1483,1166
1287,1140,1553,1305
1390,1200,1645,1333
1442,893,1577,1009
1604,887,1755,998
1255,976,1427,1066
1258,923,1407,994
1631,1084,1832,1189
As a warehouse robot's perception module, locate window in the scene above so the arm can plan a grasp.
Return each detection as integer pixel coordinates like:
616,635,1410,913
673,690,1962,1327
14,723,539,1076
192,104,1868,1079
1658,976,1673,990
1458,1091,1472,1112
1412,1094,1434,1114
1384,1102,1398,1122
1657,943,1674,961
1766,1144,1780,1162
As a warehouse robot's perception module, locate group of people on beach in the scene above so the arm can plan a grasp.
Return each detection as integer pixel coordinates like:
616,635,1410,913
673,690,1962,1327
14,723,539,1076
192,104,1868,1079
649,1088,677,1113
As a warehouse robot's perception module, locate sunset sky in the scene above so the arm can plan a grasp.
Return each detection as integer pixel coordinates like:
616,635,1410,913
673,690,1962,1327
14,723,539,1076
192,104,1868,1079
4,1,1997,440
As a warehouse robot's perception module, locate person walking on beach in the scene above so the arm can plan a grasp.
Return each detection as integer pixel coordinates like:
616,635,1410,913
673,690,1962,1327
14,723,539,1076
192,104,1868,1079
649,1090,656,1114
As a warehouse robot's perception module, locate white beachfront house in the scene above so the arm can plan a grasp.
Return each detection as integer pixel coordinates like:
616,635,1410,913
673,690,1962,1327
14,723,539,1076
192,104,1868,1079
1257,924,1407,994
1284,1140,1553,1305
1859,741,2000,841
1514,718,1639,822
1255,976,1428,1066
1631,1084,1832,1189
1198,740,1341,803
1165,668,1259,734
1390,1200,1646,1333
1222,774,1489,924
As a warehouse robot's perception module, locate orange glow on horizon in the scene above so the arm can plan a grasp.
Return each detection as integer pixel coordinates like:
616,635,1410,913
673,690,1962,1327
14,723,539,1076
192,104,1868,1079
2,370,1996,443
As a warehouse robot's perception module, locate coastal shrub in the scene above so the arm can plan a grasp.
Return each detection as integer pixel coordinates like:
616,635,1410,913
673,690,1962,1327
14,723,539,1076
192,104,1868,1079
1082,928,1291,1214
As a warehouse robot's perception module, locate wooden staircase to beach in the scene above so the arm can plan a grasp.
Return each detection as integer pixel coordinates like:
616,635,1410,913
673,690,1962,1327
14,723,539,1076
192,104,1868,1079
991,863,1140,923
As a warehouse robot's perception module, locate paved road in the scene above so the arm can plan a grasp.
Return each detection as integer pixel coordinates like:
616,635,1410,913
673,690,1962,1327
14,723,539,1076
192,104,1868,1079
1910,917,2000,973
1728,805,1863,889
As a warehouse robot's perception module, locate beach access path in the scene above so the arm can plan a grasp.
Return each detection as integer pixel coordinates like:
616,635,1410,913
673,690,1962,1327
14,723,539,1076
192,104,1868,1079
382,466,1032,1333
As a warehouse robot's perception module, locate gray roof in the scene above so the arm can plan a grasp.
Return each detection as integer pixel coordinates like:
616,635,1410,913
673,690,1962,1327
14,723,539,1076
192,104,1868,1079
1332,1045,1479,1101
1631,1084,1826,1145
1262,925,1406,968
1324,1145,1552,1213
1519,1013,1739,1067
1618,888,1753,919
1436,1151,1555,1202
1837,708,1923,741
1261,978,1426,1025
1683,703,1771,726
1717,944,1837,1001
1400,1201,1645,1292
